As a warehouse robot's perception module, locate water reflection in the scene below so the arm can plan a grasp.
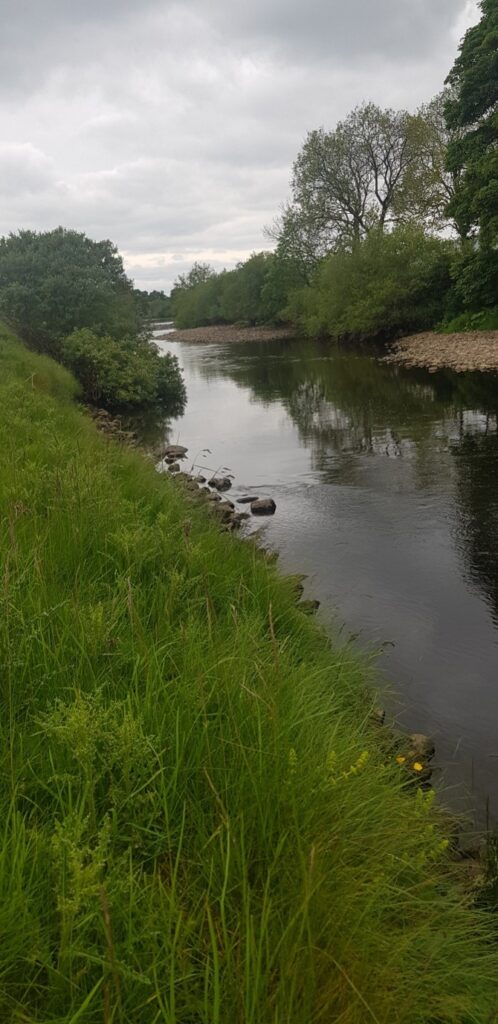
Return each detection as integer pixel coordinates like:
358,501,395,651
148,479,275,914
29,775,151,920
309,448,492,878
146,336,498,821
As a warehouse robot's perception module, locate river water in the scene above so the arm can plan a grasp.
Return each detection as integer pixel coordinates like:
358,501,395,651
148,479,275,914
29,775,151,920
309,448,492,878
150,329,498,823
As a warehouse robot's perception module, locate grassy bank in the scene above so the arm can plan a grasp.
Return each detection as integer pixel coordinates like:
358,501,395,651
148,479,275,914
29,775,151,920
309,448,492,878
0,323,497,1022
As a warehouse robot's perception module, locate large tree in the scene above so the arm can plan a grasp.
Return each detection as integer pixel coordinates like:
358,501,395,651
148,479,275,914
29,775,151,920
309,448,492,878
276,103,426,266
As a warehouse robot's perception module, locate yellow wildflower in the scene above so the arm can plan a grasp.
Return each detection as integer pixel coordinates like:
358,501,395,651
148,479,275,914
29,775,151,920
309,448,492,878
396,755,406,765
412,761,424,773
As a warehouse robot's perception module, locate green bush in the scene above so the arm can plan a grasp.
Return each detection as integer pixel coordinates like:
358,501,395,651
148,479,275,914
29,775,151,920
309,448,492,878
61,328,185,411
286,227,456,340
439,307,498,333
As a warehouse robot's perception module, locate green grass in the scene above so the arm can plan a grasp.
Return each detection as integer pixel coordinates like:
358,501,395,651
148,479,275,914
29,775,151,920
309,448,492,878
0,322,496,1022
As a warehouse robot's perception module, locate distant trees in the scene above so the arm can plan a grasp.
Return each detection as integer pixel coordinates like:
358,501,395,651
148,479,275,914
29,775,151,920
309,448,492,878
170,253,293,328
0,228,185,411
134,289,172,320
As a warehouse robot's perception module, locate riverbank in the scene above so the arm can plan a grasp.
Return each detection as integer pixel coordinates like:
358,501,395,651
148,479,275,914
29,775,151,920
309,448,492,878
1,322,497,1021
386,330,498,372
160,323,295,343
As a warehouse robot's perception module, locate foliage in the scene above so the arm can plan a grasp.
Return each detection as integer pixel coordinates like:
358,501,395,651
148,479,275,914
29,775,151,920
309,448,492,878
445,0,498,248
0,324,496,1021
286,228,456,340
0,227,140,355
61,328,186,411
271,103,439,271
133,288,172,320
400,89,464,236
439,307,498,333
171,252,294,328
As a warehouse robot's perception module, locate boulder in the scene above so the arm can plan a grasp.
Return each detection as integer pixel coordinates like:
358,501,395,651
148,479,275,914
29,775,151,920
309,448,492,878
164,444,188,459
251,498,276,516
209,476,232,492
168,463,180,473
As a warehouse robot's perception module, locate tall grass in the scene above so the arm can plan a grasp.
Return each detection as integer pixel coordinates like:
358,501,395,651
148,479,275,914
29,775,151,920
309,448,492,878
0,323,496,1022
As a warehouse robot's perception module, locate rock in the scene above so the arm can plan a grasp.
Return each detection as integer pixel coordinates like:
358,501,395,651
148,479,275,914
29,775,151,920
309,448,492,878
209,476,232,492
237,495,259,504
168,463,180,473
297,598,320,615
164,444,188,459
251,498,276,516
195,475,207,484
370,706,386,727
407,733,435,762
207,492,221,503
213,501,236,522
286,573,307,600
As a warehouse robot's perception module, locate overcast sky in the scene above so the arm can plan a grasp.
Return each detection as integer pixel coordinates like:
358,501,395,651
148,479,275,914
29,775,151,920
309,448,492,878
0,0,478,292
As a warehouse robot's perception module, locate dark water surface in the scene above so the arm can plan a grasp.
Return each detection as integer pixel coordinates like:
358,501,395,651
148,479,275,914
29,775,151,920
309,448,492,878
150,333,498,822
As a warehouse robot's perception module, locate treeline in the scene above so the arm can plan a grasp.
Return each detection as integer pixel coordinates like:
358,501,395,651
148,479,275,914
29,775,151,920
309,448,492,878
170,253,301,329
134,288,172,320
0,228,185,411
173,0,498,340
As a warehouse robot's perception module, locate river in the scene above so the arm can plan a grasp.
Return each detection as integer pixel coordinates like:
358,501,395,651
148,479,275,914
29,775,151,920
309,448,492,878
149,327,498,824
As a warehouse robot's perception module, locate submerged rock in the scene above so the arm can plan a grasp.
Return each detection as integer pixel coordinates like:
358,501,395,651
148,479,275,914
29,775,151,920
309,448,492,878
251,498,276,516
237,495,259,504
297,598,320,615
408,733,435,762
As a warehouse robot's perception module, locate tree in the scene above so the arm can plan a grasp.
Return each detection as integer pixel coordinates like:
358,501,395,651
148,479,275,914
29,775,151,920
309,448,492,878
397,90,464,236
276,103,426,265
0,227,140,354
445,0,498,243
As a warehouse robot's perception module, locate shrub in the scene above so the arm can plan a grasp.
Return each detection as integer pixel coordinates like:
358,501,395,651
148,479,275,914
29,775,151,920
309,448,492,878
61,328,185,411
286,227,456,340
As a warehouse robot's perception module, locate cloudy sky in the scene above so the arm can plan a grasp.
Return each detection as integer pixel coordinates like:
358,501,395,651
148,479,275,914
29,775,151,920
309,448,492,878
0,0,478,291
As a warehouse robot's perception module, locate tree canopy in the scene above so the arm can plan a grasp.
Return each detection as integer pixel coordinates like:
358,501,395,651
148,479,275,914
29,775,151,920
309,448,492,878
0,228,140,354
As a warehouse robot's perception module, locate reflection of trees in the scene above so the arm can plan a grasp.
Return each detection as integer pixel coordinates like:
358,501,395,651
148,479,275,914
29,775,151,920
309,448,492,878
452,426,498,622
193,339,498,489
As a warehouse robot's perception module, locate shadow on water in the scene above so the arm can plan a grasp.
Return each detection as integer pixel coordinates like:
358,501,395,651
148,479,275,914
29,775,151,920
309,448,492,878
138,335,498,823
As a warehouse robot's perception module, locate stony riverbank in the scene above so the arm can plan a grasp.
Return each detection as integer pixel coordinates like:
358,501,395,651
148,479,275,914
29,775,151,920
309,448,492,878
157,323,295,343
385,330,498,373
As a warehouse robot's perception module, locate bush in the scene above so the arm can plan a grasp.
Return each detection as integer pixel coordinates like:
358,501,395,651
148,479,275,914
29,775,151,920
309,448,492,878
439,307,498,333
61,329,185,411
286,228,456,340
